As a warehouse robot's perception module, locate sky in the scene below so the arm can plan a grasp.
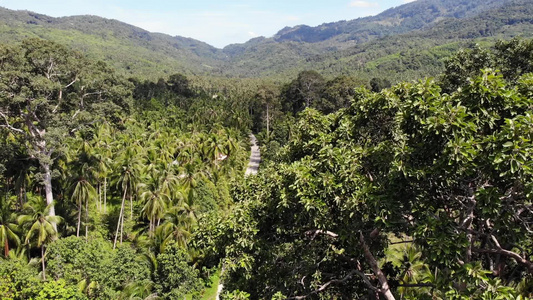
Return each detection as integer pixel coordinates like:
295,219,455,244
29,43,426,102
0,0,416,48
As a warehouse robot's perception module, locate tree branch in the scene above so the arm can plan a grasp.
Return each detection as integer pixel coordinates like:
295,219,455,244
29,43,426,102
353,270,380,292
304,230,339,240
473,235,533,273
287,270,357,299
390,240,414,245
398,283,435,288
359,231,396,300
0,110,24,134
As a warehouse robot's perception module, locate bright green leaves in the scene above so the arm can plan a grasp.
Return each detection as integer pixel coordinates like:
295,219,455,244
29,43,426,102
207,45,533,298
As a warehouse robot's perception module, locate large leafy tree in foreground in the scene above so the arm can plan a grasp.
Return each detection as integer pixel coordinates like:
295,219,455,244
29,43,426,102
201,41,533,299
0,39,132,224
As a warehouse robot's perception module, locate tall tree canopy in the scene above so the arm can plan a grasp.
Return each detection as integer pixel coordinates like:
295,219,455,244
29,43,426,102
0,39,132,221
198,39,533,299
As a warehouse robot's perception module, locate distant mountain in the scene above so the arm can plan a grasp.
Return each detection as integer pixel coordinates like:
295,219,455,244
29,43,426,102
221,0,533,78
271,0,507,44
0,7,226,78
0,0,532,80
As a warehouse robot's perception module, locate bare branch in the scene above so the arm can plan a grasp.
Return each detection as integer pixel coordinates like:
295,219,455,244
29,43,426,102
398,283,435,288
353,270,380,292
64,77,78,89
305,230,339,240
0,110,24,134
473,241,533,273
390,240,414,245
82,91,104,99
287,270,357,299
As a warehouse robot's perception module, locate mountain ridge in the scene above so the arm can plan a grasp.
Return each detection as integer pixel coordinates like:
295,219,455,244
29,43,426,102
0,0,531,79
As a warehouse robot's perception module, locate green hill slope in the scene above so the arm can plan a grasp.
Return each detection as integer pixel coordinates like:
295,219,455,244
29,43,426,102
0,7,226,79
0,0,532,80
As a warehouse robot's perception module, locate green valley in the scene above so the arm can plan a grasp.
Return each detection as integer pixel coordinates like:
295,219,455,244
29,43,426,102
1,0,533,299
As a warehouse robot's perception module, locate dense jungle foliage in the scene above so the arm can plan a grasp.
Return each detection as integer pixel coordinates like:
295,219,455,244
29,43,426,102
1,36,533,299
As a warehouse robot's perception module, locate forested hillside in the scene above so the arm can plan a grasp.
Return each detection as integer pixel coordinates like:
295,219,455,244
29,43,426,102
1,0,533,299
1,34,533,299
222,0,533,79
0,0,532,79
0,7,226,79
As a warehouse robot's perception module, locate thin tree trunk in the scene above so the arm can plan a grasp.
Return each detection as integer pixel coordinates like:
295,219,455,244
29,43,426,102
130,193,133,220
4,238,9,257
113,185,127,249
120,211,124,244
41,245,46,280
77,201,82,237
98,183,101,213
104,177,107,214
85,197,89,242
42,163,57,231
266,104,270,141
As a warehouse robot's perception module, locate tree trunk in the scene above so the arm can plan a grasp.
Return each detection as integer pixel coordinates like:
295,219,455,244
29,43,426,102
120,211,124,244
42,163,57,231
113,185,127,249
359,232,396,300
41,245,46,280
85,197,89,242
266,104,270,141
104,177,107,214
4,238,9,257
98,183,101,213
77,201,82,237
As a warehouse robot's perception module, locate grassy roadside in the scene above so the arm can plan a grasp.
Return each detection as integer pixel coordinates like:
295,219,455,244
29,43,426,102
187,268,221,300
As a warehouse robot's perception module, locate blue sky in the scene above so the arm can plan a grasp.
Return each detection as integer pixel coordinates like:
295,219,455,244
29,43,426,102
0,0,416,48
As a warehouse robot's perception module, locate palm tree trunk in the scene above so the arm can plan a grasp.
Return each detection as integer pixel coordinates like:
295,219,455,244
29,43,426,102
97,183,101,213
41,245,46,280
130,193,133,220
77,202,82,237
113,185,127,249
120,211,124,244
4,238,9,257
104,177,107,214
85,197,89,242
266,104,270,140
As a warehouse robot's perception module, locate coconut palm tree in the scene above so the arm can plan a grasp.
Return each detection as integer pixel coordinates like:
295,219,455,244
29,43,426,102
17,197,62,280
159,206,193,251
68,133,98,238
388,243,430,298
140,177,169,235
93,122,114,214
0,199,20,257
71,179,96,238
113,143,143,249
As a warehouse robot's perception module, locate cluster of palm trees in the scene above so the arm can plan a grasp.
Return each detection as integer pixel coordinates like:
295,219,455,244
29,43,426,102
0,116,246,280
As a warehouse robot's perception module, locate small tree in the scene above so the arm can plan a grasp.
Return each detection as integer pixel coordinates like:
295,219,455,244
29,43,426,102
17,197,62,280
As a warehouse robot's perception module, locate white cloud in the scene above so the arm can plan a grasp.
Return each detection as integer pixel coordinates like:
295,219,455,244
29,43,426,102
349,1,379,8
403,0,416,3
248,31,258,37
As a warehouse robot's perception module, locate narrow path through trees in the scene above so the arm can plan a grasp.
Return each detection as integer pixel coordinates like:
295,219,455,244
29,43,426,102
216,133,260,299
245,134,260,176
